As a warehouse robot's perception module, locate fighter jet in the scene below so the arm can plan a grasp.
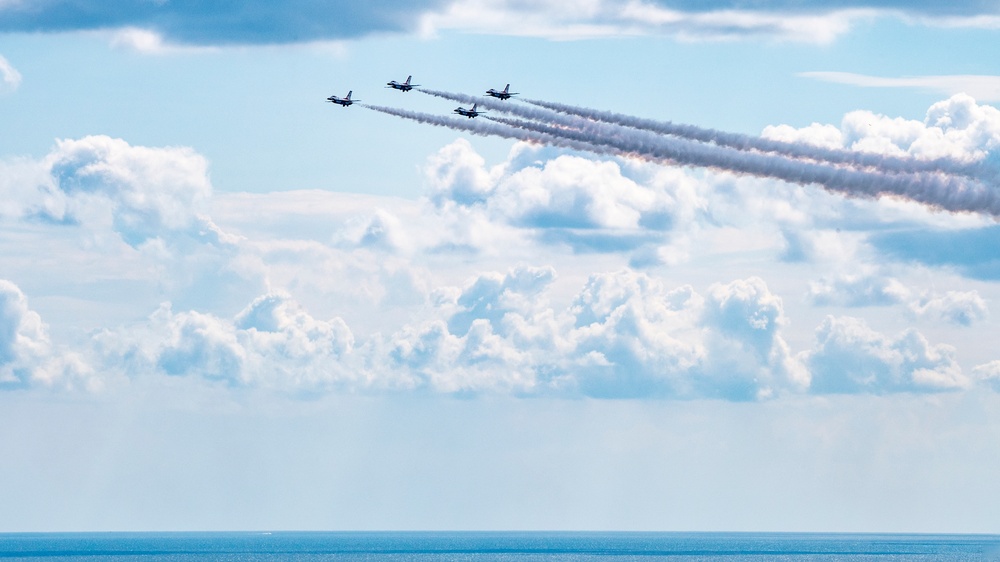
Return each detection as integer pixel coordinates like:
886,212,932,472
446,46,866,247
327,91,358,107
387,75,419,92
454,103,484,118
486,84,518,100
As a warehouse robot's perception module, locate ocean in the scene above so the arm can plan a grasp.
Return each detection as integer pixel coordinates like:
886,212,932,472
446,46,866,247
1,532,998,561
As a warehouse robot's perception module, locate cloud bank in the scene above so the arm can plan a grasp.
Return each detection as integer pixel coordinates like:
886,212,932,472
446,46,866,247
3,0,1000,46
3,93,1000,401
0,0,445,45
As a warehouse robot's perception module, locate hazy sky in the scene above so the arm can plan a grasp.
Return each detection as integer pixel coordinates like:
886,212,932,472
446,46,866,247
2,0,1000,533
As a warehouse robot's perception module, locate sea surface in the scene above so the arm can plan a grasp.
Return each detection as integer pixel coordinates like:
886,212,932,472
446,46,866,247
1,532,998,561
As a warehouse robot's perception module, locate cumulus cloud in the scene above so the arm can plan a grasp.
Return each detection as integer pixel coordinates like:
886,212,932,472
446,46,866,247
333,208,411,253
806,271,988,326
384,268,805,400
0,54,20,93
805,316,966,394
762,93,1000,164
567,271,704,398
972,361,1000,392
424,140,694,257
699,277,808,399
909,290,989,326
757,93,1000,279
89,267,811,400
0,279,94,390
72,256,984,401
807,272,910,307
386,265,563,395
97,292,361,394
0,135,265,312
1,135,233,253
42,135,224,246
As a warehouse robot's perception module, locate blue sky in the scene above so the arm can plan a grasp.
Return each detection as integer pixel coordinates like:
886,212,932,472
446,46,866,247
2,0,1000,533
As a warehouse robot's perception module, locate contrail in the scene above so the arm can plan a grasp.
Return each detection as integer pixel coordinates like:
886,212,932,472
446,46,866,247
522,97,988,180
385,93,1000,215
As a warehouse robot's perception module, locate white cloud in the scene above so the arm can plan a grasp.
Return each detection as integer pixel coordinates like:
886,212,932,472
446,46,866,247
765,93,1000,163
0,54,21,93
40,135,225,247
0,135,266,313
383,268,807,400
386,265,564,395
761,122,845,150
807,272,910,307
700,277,807,398
107,27,217,55
807,271,989,326
98,292,361,394
972,360,1000,392
805,316,967,394
0,279,94,390
801,72,1000,103
0,135,233,253
907,13,1000,31
88,267,818,400
4,0,1000,47
424,140,696,258
567,270,705,398
909,290,989,326
420,1,877,43
424,138,497,207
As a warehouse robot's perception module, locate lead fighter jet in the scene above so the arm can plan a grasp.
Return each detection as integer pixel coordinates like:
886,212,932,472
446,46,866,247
327,90,359,107
486,84,518,100
387,75,419,92
454,103,484,118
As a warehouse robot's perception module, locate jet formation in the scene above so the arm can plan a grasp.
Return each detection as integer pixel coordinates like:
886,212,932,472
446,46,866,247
327,77,516,118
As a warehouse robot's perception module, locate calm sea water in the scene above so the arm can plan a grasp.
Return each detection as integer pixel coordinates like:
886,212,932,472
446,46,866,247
1,532,998,561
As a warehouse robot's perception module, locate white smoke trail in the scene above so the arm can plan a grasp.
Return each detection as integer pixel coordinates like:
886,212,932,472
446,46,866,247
362,104,619,156
379,95,1000,216
420,88,581,127
485,115,1000,215
522,97,988,180
422,87,990,180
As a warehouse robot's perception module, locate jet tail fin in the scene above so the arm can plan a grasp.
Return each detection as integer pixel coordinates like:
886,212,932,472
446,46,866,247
504,84,510,93
405,76,412,85
346,91,352,99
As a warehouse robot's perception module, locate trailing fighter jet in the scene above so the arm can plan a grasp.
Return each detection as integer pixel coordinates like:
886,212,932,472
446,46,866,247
327,91,358,107
486,84,518,100
387,75,419,92
454,103,484,118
